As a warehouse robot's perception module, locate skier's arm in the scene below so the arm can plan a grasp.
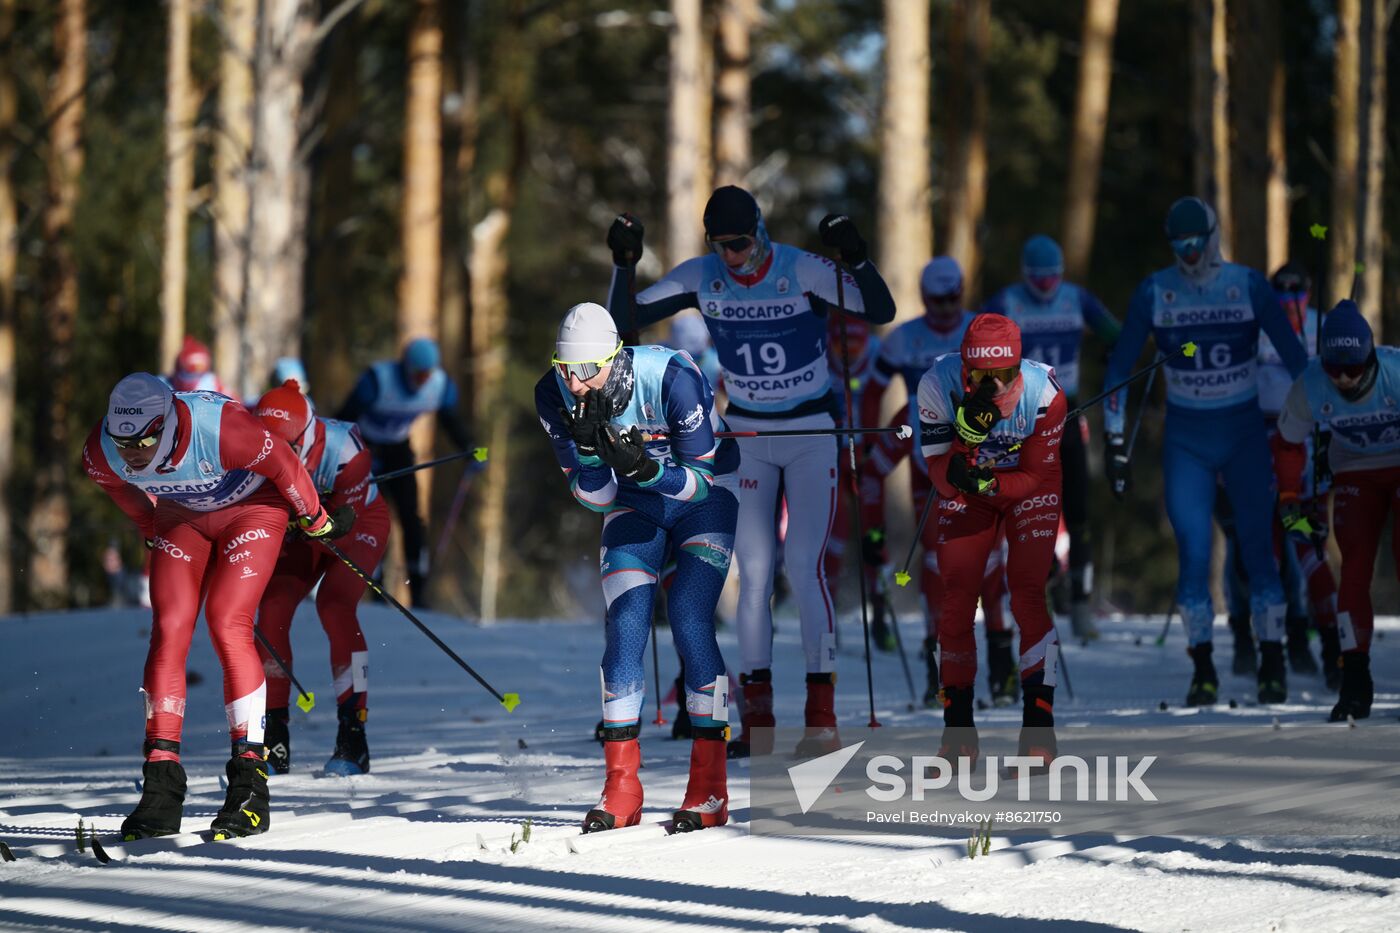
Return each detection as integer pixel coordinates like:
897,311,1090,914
1272,379,1315,498
534,374,617,512
435,377,472,450
328,432,374,511
81,423,157,538
218,405,326,520
797,252,897,325
1252,271,1307,377
915,369,965,500
634,356,722,502
859,339,899,429
607,258,704,332
334,369,379,423
1101,279,1155,436
1080,287,1123,345
985,390,1068,501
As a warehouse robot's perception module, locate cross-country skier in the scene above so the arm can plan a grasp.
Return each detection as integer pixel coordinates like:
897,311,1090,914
166,334,226,394
335,338,471,607
82,374,353,840
668,312,723,396
603,186,896,758
536,302,738,832
1274,301,1397,721
1219,262,1339,680
919,315,1066,763
984,235,1121,640
1104,196,1307,705
253,379,391,776
858,257,1013,708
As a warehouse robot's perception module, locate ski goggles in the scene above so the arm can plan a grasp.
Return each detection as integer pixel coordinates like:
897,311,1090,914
1025,271,1062,296
706,233,754,254
1169,233,1209,261
107,415,165,449
553,340,623,382
1323,360,1368,380
968,365,1019,386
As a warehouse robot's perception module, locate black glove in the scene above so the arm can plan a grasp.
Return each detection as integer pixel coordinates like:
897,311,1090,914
598,425,661,484
818,213,868,266
607,213,645,267
952,379,1001,446
301,504,356,540
946,453,996,497
1105,434,1130,501
861,528,888,568
559,389,611,458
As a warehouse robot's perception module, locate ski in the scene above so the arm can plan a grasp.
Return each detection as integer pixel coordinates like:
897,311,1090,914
0,840,14,862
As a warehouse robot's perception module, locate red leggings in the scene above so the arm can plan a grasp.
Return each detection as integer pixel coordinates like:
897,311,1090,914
145,496,290,760
1331,466,1400,653
935,481,1061,690
256,499,390,710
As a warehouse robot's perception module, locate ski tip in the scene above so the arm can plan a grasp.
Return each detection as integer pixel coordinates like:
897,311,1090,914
90,838,111,864
894,571,911,588
1181,341,1198,358
501,693,521,713
296,691,316,713
473,446,489,463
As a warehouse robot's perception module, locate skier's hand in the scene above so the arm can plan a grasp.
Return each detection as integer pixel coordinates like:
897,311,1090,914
597,425,661,484
946,453,996,497
952,379,1000,446
301,504,356,540
818,213,868,266
861,528,888,569
1105,434,1131,501
1280,497,1327,546
559,389,611,459
607,213,645,267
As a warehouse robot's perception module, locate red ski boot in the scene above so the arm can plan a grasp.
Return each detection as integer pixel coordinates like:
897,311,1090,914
795,672,841,757
673,727,730,832
582,725,644,833
728,669,774,759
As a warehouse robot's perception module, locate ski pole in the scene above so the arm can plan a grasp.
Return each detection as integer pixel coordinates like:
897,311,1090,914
314,537,520,712
643,424,911,443
431,465,478,570
1053,623,1075,700
1154,607,1175,647
253,627,316,713
894,490,937,588
878,571,918,708
1124,358,1160,461
372,448,489,485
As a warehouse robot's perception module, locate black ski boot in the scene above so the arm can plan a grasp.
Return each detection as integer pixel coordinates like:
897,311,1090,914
325,699,370,775
1185,643,1219,707
1228,614,1257,676
1257,641,1288,704
121,744,186,840
1328,652,1373,722
211,744,270,839
1286,614,1319,675
869,591,896,652
922,636,941,709
986,630,1019,707
937,685,979,772
1018,683,1057,771
264,707,291,774
1319,626,1343,691
671,674,693,740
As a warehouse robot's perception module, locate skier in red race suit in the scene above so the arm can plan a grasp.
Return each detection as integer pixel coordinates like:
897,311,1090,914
917,315,1067,765
252,380,391,777
82,373,353,840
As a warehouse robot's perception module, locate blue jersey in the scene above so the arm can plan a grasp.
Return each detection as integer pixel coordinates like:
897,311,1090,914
1104,262,1307,435
351,360,454,445
917,355,1063,471
982,282,1120,398
312,416,379,506
536,346,740,513
609,243,896,419
99,392,266,511
1278,347,1400,477
870,313,973,417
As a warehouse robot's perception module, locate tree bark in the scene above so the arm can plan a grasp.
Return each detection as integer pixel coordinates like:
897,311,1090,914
666,0,704,267
1190,0,1231,254
944,0,987,302
1226,0,1276,272
1330,0,1360,312
1266,57,1288,274
714,0,755,187
879,0,932,322
0,0,17,611
30,0,87,605
161,0,195,370
1353,0,1385,333
212,0,256,383
1061,0,1118,282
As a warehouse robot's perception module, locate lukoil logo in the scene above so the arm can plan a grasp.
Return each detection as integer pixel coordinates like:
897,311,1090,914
965,345,1013,360
225,528,271,552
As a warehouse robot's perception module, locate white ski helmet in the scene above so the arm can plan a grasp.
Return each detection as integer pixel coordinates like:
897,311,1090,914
555,302,620,365
106,372,174,440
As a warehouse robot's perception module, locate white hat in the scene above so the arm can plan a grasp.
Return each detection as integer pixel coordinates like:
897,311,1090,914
555,302,620,362
919,256,963,298
106,373,174,438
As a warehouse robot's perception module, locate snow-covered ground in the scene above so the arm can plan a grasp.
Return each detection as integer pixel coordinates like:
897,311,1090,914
2,604,1397,932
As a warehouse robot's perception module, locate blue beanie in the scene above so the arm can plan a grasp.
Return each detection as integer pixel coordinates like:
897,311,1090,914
403,337,440,372
1021,235,1064,273
1320,301,1373,366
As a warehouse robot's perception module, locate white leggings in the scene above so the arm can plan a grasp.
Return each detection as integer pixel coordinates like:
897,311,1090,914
727,413,839,674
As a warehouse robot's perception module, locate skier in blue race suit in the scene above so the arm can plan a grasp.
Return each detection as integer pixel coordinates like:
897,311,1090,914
1103,196,1306,706
536,302,739,835
602,186,896,759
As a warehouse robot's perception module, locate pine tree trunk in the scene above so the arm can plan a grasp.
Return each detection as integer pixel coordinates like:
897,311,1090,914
1190,0,1231,254
1353,0,1385,333
878,0,932,323
1227,0,1276,272
212,0,256,383
161,0,195,370
30,0,86,606
714,0,755,187
440,0,477,410
944,0,987,302
0,0,17,612
1330,0,1360,311
1266,57,1289,274
666,0,704,267
1061,0,1118,282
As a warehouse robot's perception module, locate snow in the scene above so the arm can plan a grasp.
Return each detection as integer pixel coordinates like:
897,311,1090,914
2,604,1397,932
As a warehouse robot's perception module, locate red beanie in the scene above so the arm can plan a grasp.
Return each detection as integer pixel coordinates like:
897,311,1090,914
255,379,313,445
961,314,1022,370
